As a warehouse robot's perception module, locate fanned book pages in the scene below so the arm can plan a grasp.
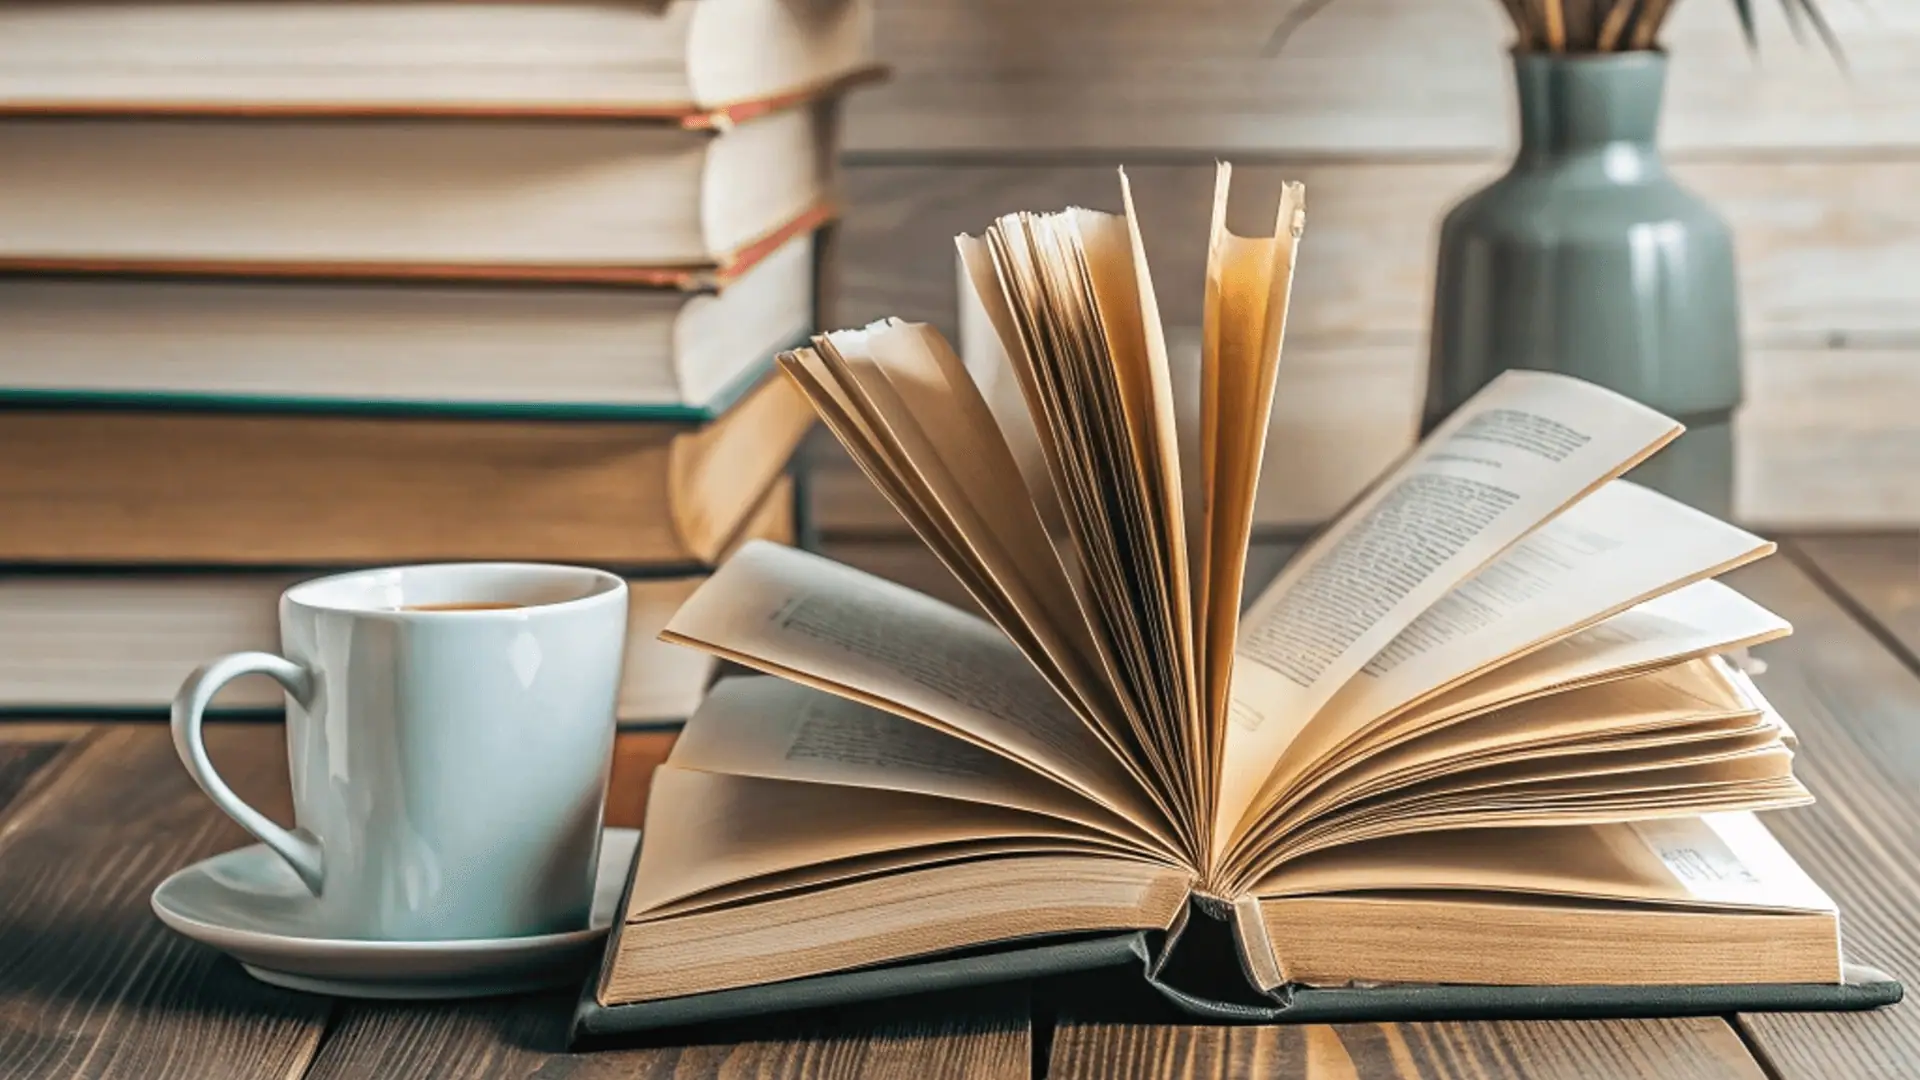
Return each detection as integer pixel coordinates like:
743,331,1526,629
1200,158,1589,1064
582,166,1902,1034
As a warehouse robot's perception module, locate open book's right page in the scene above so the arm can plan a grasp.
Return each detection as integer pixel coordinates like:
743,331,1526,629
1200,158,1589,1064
1214,371,1680,847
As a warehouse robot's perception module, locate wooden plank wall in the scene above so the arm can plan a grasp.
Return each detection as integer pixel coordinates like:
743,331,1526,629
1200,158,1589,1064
813,0,1920,533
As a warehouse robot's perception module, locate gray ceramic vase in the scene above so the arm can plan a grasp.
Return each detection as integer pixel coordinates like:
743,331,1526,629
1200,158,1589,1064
1425,51,1741,516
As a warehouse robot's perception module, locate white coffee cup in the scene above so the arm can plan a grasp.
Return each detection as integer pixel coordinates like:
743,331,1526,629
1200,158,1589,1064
171,563,628,942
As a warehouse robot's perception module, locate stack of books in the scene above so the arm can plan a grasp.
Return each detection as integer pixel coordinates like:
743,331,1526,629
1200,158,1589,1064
0,0,879,729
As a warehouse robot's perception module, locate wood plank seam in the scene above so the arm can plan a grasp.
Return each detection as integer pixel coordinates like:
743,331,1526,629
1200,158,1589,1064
0,725,335,1079
1781,539,1920,679
0,726,104,852
1723,550,1920,1078
1728,1009,1794,1080
294,1002,349,1080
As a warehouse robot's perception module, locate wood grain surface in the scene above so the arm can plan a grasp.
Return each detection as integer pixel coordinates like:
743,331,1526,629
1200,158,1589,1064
306,989,1031,1079
844,0,1913,155
0,724,331,1080
1722,554,1920,1079
1788,535,1920,660
0,722,89,832
1736,355,1920,529
0,737,77,823
1049,1017,1768,1079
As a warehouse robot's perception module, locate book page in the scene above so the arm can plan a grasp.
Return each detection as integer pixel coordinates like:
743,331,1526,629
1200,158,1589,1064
669,676,1172,853
1200,172,1306,833
1386,731,1790,805
1216,370,1682,844
1628,812,1835,912
1299,704,1769,827
1254,815,1833,914
663,540,1169,832
979,206,1210,833
834,322,1088,634
1260,661,1762,840
973,214,1191,808
811,324,1122,735
1288,479,1772,786
957,230,1099,601
785,342,1098,738
1397,578,1792,739
783,344,1002,615
1345,744,1797,820
637,836,1151,923
1717,659,1796,748
1074,181,1203,818
1268,748,1806,868
955,242,1074,567
1228,660,1768,884
626,765,1151,917
1257,824,1703,905
1197,167,1233,661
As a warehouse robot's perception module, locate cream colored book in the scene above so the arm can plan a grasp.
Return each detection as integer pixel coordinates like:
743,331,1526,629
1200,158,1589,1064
587,166,1894,1027
0,105,835,277
0,0,874,118
0,231,814,416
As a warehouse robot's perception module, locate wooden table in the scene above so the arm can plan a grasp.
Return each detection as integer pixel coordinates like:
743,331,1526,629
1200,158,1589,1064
0,534,1914,1079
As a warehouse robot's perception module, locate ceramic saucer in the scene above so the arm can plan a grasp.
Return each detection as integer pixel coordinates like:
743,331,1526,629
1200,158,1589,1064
151,827,637,1000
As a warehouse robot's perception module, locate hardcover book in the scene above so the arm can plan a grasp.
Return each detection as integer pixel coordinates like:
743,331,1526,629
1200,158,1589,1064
579,166,1902,1036
0,231,816,420
0,105,838,282
0,370,813,566
0,0,877,123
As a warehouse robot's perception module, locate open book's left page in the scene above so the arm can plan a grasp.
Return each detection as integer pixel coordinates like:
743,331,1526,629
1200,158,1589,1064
604,676,1192,1004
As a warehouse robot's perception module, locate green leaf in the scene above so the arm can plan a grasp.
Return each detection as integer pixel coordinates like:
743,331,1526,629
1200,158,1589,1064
1730,0,1761,49
1790,0,1850,67
1778,0,1810,45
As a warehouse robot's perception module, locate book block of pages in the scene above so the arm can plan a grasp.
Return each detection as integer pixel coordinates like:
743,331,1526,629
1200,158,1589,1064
0,231,815,418
0,0,875,118
584,165,1903,1030
0,104,836,277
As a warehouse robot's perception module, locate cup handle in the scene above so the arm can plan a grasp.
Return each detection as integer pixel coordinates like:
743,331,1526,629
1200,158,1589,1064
171,652,325,895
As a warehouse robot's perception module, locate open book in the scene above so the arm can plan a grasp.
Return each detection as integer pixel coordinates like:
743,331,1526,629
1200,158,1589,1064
582,166,1900,1033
